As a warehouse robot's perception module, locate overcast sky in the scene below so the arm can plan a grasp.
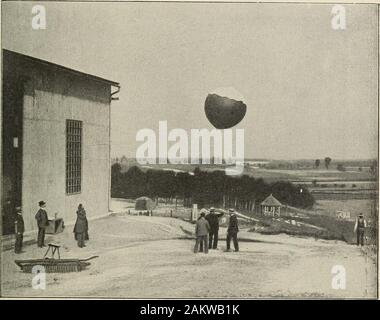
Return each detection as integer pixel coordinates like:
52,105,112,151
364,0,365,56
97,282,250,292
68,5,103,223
2,2,378,160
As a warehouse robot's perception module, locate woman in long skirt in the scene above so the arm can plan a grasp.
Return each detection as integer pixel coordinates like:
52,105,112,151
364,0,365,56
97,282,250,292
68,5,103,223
73,204,89,248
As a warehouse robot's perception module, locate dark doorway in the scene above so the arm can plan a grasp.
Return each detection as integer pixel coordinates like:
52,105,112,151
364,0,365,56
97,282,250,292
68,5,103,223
2,50,24,235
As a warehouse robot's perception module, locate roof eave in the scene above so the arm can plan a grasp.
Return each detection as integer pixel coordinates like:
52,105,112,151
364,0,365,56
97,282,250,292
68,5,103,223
3,49,120,87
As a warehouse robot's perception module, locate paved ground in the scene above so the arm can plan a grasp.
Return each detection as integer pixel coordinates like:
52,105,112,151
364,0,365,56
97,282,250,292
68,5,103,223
1,214,377,298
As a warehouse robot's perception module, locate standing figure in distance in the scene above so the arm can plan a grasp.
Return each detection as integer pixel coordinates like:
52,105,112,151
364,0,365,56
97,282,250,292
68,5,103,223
198,208,208,252
194,211,210,254
14,206,25,254
206,207,224,250
35,201,49,248
226,208,239,252
73,204,89,248
354,213,367,247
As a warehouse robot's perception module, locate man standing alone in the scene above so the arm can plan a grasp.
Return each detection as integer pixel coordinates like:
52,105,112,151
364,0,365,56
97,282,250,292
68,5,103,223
14,206,24,254
35,201,49,248
194,212,210,254
206,207,224,250
354,213,367,247
226,208,239,252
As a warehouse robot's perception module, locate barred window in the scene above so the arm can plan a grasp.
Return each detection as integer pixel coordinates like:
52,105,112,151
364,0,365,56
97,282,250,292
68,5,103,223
66,119,82,194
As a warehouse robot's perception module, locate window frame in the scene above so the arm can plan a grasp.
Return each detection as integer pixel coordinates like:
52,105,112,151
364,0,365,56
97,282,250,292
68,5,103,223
65,119,83,195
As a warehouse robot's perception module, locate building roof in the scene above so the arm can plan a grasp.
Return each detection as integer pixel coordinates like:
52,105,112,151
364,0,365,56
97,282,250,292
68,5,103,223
3,49,120,87
261,194,282,206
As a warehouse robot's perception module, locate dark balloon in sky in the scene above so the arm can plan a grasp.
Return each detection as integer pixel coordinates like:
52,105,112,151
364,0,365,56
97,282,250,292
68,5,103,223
204,93,247,129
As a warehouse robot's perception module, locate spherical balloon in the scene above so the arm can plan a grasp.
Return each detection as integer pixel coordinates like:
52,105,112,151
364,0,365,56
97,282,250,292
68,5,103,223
204,87,247,129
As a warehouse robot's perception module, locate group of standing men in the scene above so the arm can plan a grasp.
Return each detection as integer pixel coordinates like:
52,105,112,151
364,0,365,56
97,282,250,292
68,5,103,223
13,200,90,254
194,207,239,254
14,200,48,254
193,208,369,253
12,202,369,254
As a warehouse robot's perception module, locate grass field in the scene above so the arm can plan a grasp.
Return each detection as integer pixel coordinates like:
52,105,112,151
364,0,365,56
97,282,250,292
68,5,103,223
244,167,374,183
124,161,376,184
245,198,377,246
315,199,376,218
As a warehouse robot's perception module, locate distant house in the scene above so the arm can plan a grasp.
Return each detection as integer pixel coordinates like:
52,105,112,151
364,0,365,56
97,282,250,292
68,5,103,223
120,156,129,166
260,194,282,217
135,197,156,211
336,211,351,220
244,160,270,168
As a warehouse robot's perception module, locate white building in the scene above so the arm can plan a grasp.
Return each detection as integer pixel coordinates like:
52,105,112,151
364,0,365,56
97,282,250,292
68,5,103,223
1,50,120,234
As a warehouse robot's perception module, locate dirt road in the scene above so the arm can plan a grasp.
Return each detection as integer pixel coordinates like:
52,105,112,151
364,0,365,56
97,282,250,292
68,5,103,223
1,215,377,298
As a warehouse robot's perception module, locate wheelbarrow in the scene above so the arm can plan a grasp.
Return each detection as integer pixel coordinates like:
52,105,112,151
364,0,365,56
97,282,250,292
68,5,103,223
15,243,99,273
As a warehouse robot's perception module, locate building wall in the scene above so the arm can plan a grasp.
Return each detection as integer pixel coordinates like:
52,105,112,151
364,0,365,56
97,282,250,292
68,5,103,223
18,58,112,231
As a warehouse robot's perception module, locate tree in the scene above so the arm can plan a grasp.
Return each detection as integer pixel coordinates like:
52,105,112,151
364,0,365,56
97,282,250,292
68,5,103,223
337,164,345,172
370,160,377,176
123,166,147,198
324,157,332,169
111,165,315,210
111,163,122,197
193,167,202,176
315,159,320,169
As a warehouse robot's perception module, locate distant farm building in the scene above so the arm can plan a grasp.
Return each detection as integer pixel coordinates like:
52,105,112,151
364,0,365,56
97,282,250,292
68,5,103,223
261,194,282,217
336,211,351,220
120,156,129,167
244,160,270,168
135,197,156,211
1,49,120,234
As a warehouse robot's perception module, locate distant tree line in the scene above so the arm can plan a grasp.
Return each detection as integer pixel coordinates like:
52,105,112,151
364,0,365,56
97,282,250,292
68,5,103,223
111,164,315,210
315,157,332,169
370,160,378,176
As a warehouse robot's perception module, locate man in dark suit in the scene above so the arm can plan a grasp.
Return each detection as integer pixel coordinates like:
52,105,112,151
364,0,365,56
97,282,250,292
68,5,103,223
3,198,14,235
226,208,239,252
206,207,224,249
354,213,367,246
14,206,25,254
35,201,49,248
194,211,211,254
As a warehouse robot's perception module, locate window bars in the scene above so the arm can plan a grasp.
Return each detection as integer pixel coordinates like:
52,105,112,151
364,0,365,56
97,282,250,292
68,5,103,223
66,119,82,194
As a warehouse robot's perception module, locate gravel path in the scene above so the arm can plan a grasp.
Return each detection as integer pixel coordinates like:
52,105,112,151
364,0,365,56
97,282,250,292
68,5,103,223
1,215,377,298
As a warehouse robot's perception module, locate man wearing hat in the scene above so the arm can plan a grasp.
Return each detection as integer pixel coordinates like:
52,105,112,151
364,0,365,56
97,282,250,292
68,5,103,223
226,208,239,252
194,211,211,254
354,213,367,247
35,201,49,248
14,206,25,254
206,207,224,250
